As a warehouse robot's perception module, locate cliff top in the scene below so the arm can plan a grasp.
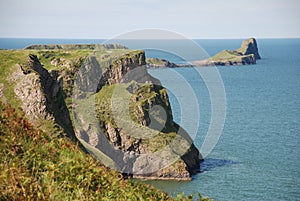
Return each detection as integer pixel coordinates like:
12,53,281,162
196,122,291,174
24,43,129,50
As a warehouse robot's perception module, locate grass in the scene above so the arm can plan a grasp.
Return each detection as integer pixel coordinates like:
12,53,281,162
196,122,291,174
0,50,31,108
210,50,241,61
209,50,255,64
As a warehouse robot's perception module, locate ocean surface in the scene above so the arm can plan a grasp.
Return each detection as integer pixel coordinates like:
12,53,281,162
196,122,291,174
1,38,299,200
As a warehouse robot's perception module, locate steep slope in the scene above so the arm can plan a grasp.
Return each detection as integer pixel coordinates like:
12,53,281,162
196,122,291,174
0,45,202,181
74,49,202,180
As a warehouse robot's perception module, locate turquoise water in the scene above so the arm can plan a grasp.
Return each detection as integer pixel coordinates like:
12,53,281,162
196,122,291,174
1,38,299,200
146,39,300,200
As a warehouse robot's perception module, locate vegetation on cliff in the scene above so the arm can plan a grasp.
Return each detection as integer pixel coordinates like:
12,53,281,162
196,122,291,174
0,45,210,199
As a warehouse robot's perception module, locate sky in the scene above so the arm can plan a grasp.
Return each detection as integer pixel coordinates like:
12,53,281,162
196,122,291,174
0,0,299,39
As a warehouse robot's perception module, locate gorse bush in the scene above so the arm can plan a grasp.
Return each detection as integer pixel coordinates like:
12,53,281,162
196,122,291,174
0,102,212,201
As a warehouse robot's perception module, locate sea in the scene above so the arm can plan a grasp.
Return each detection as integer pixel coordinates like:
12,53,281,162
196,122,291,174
1,38,299,200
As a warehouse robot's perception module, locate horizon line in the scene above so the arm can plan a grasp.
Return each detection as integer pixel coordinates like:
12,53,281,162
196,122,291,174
0,37,300,40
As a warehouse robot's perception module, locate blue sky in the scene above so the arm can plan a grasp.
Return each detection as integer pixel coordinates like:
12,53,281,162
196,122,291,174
0,0,299,39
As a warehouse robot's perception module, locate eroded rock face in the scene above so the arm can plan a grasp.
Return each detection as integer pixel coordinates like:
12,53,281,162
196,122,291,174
97,50,160,91
15,54,76,140
14,71,50,121
88,51,202,180
237,38,261,60
13,50,202,181
75,56,102,93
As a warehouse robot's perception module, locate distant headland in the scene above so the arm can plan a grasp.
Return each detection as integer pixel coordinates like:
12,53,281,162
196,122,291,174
146,38,261,68
194,38,261,66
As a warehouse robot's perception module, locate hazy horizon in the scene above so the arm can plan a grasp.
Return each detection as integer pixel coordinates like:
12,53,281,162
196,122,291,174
0,37,299,40
0,0,299,39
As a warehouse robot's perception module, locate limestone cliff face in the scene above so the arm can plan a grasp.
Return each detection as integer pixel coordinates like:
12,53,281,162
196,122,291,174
10,49,202,181
88,51,202,180
14,54,76,139
97,50,160,91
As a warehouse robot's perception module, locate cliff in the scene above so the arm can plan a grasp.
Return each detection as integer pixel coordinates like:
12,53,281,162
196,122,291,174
74,50,202,180
0,46,202,181
11,54,76,140
194,37,261,66
237,38,261,60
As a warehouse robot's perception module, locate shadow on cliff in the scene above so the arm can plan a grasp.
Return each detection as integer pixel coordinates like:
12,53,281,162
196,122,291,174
200,158,239,173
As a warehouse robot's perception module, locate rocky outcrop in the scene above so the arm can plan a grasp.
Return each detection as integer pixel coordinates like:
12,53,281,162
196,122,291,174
194,37,261,66
74,56,102,94
94,84,202,180
81,51,203,180
97,50,160,91
146,38,261,68
8,47,202,181
237,38,261,60
14,54,76,140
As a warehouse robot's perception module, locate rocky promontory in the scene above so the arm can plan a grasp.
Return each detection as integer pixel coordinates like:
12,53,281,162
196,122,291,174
145,38,261,68
0,44,203,181
194,38,261,66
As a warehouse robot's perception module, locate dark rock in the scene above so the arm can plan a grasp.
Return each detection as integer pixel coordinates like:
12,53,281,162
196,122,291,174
237,38,261,60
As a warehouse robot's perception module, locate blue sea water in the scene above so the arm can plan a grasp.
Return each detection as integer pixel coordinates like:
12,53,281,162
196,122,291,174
1,38,299,200
146,39,300,201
